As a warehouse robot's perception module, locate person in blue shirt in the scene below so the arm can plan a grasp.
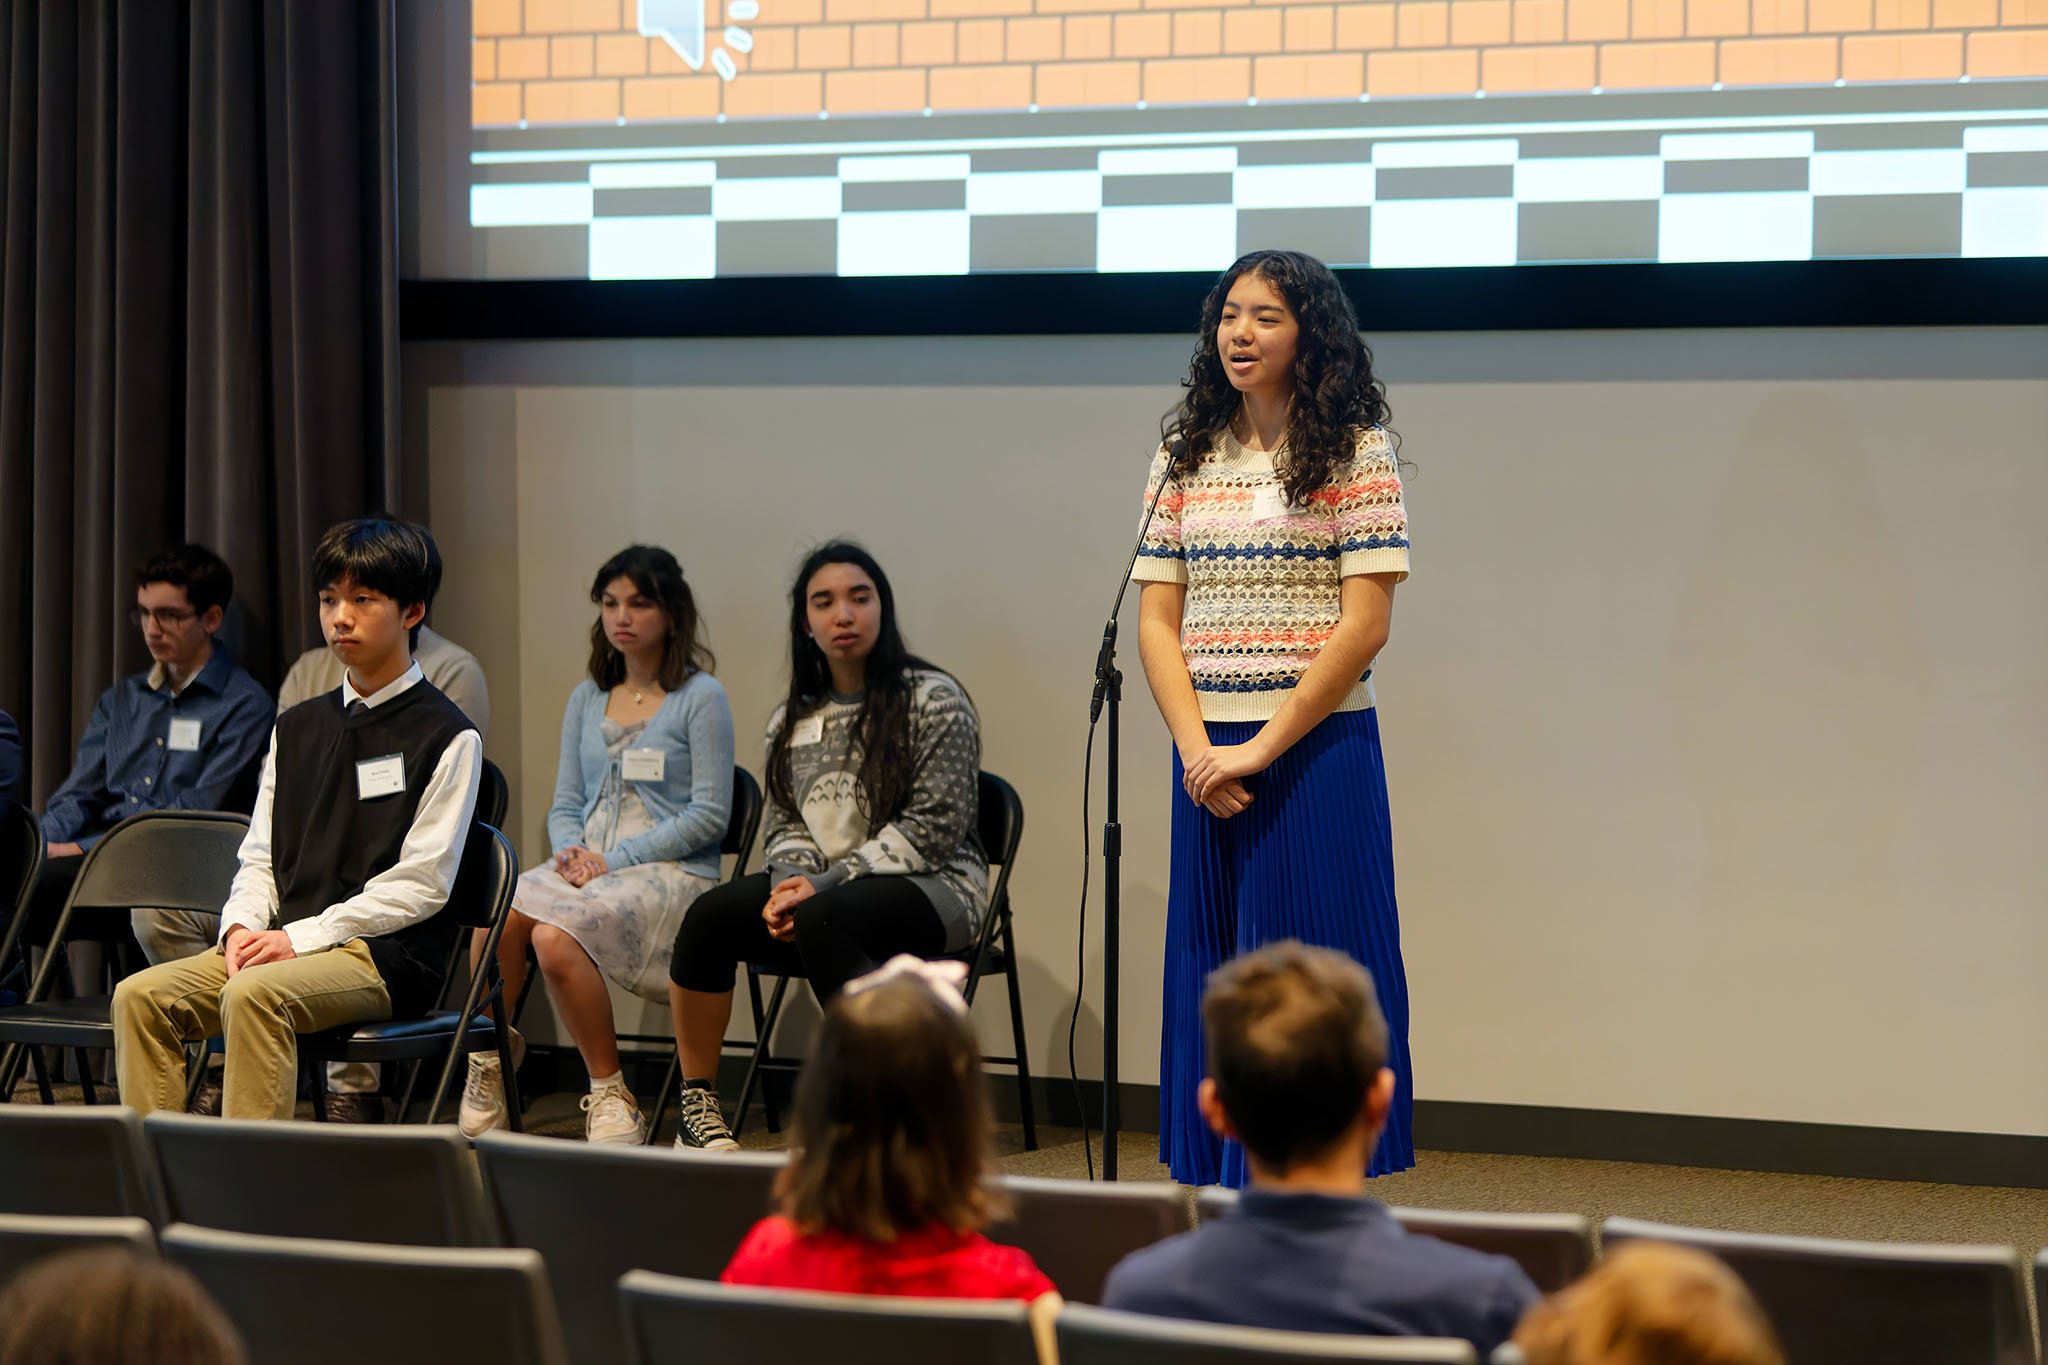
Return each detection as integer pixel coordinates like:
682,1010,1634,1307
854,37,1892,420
1102,940,1539,1356
32,545,275,963
0,709,20,805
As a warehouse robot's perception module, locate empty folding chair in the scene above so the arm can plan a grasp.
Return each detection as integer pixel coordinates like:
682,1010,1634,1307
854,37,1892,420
145,1112,492,1246
990,1174,1191,1303
0,1105,165,1222
1602,1216,2031,1365
0,811,248,1103
478,1132,784,1363
0,1213,155,1285
618,1270,1042,1365
162,1223,567,1365
1057,1302,1479,1365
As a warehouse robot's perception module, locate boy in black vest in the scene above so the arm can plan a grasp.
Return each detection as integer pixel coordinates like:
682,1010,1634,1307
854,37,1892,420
112,518,482,1121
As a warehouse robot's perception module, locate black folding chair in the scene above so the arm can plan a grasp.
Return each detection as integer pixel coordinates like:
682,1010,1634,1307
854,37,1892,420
476,759,510,832
0,803,45,1097
733,770,1037,1149
296,822,522,1126
0,811,247,1105
640,767,766,1143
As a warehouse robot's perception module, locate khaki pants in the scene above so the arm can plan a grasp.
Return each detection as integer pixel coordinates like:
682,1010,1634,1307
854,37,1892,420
111,941,392,1121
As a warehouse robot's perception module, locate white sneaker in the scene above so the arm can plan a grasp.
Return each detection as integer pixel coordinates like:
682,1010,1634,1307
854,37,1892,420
581,1081,647,1145
457,1029,524,1139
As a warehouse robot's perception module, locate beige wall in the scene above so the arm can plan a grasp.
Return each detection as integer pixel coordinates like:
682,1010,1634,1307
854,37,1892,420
408,326,2048,1136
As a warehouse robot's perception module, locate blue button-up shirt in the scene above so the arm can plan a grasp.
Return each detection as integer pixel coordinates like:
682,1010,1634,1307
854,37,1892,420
1103,1188,1539,1357
41,649,276,848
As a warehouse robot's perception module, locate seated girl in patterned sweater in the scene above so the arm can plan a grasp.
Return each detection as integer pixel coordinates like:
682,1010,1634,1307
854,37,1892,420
664,541,987,1151
722,956,1057,1310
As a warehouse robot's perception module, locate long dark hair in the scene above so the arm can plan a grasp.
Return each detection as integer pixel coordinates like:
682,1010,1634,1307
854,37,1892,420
1161,249,1394,508
774,976,1006,1241
765,541,935,830
585,545,715,691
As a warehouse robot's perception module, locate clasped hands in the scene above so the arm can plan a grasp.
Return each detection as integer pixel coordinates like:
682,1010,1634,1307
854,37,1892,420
554,845,610,887
220,925,295,976
1181,739,1270,819
761,875,817,942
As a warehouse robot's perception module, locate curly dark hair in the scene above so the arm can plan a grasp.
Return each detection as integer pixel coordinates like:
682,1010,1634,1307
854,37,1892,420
1160,249,1394,508
765,541,947,832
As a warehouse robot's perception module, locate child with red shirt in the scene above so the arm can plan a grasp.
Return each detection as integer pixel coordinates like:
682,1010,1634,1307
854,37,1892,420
720,957,1057,1304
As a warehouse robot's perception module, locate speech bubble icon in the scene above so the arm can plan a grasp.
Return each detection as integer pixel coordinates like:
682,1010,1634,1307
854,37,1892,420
639,0,707,70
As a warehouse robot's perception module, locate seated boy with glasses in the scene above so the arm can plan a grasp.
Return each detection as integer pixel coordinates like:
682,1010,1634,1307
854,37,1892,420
25,545,274,964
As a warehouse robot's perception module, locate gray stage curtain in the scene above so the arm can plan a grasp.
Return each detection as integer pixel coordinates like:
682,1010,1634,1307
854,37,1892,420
0,0,401,809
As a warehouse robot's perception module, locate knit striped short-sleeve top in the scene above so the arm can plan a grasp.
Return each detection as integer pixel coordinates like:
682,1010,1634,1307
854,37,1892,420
1129,426,1410,723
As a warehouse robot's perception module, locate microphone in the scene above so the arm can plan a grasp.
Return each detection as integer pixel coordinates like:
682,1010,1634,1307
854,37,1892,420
1091,435,1186,723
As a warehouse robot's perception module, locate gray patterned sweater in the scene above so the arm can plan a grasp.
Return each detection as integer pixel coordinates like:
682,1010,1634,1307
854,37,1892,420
762,669,988,952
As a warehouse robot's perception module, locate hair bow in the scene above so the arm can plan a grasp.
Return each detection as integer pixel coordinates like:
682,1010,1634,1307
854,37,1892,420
844,955,969,1015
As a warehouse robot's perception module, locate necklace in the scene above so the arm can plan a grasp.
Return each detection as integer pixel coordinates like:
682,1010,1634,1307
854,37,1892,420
632,689,644,704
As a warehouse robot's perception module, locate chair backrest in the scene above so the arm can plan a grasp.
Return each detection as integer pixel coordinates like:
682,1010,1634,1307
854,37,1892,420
619,1269,1042,1365
162,1223,568,1365
1,802,41,940
1057,1303,1479,1365
989,1174,1190,1304
1197,1192,1590,1294
0,1213,155,1286
436,820,519,933
1388,1208,1593,1294
478,758,511,831
144,1112,492,1247
62,810,249,916
1602,1217,2032,1365
0,1106,165,1223
478,1133,784,1363
725,766,764,869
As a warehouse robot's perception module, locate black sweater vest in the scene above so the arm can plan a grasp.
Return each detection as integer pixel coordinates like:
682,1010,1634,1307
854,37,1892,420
270,680,475,1018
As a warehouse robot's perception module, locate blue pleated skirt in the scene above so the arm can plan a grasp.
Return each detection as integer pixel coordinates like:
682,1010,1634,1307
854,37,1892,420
1159,706,1414,1186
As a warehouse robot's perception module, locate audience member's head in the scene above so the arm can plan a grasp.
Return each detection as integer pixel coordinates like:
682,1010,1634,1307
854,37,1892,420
775,957,1004,1242
0,1247,246,1365
1199,940,1394,1181
310,517,441,653
586,543,714,691
133,544,233,675
1513,1242,1784,1365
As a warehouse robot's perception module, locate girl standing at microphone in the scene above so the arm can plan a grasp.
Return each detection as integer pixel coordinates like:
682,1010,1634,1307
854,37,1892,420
1133,249,1414,1187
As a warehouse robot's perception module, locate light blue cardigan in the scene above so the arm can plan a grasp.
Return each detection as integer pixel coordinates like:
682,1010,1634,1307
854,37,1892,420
545,672,734,880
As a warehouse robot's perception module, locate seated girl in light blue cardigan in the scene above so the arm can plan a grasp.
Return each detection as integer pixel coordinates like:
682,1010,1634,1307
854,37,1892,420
462,545,733,1144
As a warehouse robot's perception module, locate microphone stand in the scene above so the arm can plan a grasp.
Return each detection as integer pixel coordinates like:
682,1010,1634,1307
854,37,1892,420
1090,437,1180,1181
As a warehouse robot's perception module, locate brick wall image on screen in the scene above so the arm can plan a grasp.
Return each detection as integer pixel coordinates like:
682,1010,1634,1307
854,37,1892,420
474,0,2048,123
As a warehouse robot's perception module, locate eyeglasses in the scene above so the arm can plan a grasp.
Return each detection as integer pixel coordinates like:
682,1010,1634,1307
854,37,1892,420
129,606,198,627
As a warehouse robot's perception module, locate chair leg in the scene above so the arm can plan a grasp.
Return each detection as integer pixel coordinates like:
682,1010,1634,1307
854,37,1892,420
395,1059,425,1124
746,969,780,1134
183,1049,209,1110
1002,916,1037,1151
500,1027,524,1133
310,1064,329,1122
74,1049,99,1104
644,1048,681,1146
734,975,789,1138
29,1047,56,1106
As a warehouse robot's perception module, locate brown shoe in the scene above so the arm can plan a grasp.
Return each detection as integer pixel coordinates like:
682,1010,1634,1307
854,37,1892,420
322,1092,389,1124
187,1077,223,1117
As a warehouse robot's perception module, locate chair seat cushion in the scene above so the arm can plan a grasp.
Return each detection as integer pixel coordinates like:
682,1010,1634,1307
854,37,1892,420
297,1010,498,1061
0,995,115,1047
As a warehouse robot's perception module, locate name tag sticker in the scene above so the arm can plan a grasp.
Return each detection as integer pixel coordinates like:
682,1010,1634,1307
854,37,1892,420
166,717,203,752
621,748,666,783
1251,485,1297,521
789,715,825,747
356,754,406,801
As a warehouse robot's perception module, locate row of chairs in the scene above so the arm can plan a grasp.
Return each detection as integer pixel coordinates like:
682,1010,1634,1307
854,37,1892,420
0,761,1039,1142
3,1106,2043,1365
0,1213,1494,1365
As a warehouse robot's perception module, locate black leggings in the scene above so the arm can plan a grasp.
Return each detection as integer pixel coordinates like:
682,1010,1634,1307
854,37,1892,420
669,872,947,1003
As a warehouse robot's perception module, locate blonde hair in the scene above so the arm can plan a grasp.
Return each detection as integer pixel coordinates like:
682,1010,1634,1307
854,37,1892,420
1514,1242,1785,1365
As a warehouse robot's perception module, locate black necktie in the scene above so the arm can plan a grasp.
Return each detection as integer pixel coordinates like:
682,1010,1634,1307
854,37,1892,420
347,701,368,719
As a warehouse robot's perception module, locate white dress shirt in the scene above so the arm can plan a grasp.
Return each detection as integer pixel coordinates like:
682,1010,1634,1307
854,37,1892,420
217,663,482,956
